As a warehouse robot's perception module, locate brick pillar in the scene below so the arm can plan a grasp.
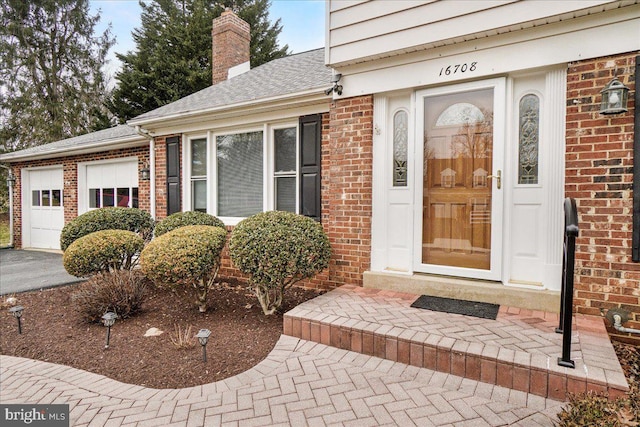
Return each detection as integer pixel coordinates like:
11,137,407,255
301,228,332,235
11,165,22,249
63,161,78,224
212,9,250,85
137,152,151,214
325,95,374,287
565,52,639,340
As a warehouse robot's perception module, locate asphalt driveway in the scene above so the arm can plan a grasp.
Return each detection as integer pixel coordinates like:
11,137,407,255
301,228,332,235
0,249,83,295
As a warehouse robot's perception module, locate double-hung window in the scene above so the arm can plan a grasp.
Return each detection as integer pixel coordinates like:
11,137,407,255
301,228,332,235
216,130,264,218
190,137,207,212
273,127,297,212
185,115,321,222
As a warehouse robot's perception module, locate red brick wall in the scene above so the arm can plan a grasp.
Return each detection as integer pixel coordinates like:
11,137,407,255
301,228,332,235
10,146,150,249
566,52,639,341
326,96,374,287
11,98,374,294
218,103,374,292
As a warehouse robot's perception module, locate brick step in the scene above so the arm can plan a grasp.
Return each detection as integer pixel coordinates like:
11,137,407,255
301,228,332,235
284,285,629,401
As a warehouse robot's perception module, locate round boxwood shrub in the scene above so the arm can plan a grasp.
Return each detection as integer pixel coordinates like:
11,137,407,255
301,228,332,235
154,211,225,237
140,225,227,312
63,230,145,277
229,211,331,315
60,207,153,251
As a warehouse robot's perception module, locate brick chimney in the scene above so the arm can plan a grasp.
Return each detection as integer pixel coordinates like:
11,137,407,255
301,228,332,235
212,9,250,85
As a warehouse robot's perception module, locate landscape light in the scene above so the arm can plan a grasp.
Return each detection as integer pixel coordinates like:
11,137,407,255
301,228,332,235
195,328,211,362
8,305,24,334
101,312,117,349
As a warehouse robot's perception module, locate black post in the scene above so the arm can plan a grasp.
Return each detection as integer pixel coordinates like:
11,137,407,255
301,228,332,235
558,198,578,369
105,325,112,349
556,246,567,334
16,317,22,334
202,345,207,363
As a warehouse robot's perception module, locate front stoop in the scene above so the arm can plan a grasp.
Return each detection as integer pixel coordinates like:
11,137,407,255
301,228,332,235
284,284,629,401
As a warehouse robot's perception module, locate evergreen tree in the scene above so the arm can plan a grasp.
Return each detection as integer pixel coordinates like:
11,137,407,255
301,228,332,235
0,0,115,152
109,0,289,123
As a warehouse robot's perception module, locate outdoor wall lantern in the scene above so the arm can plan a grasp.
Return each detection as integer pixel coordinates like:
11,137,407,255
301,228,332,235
9,305,24,334
6,171,16,188
140,161,151,181
196,328,211,362
600,77,629,115
324,73,343,96
102,312,117,349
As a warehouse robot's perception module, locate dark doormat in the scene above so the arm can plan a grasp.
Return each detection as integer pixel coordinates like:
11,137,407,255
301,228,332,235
410,295,500,320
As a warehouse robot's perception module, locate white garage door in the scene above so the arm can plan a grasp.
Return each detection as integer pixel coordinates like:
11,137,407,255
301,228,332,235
84,160,139,211
25,168,64,250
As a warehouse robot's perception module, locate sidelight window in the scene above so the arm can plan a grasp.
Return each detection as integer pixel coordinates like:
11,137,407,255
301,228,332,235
518,94,540,184
393,110,408,187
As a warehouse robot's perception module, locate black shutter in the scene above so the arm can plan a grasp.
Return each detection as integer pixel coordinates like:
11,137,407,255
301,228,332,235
299,114,322,221
166,136,181,215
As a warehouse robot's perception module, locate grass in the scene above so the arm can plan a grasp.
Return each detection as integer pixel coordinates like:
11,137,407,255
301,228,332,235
0,214,9,247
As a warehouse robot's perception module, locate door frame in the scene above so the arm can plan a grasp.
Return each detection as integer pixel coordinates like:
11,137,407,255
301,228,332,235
413,78,506,281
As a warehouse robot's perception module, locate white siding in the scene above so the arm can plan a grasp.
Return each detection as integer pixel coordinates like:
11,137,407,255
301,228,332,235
326,0,628,66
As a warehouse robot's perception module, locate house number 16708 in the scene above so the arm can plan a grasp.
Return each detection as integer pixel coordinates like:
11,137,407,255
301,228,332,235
439,62,477,76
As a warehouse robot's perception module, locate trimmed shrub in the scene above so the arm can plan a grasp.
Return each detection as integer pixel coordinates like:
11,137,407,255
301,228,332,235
63,230,145,277
71,270,148,323
154,211,225,237
60,207,153,251
140,225,227,312
229,211,331,315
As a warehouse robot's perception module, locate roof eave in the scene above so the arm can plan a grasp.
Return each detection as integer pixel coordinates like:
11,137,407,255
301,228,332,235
127,87,330,129
0,136,148,163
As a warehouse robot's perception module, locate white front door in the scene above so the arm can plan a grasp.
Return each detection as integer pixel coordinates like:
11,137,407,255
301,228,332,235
24,167,64,250
415,79,505,280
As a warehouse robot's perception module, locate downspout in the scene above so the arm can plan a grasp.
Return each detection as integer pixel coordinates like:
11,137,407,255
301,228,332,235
0,164,14,248
135,126,156,219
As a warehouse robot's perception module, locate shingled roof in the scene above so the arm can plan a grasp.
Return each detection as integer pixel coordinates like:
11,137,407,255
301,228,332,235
130,48,330,123
0,125,144,162
0,48,330,162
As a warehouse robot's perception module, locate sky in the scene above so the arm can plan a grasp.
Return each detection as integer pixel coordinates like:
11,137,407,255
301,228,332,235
88,0,326,81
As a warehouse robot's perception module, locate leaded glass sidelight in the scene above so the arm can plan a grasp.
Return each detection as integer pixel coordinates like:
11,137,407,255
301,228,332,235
518,94,539,184
393,110,408,186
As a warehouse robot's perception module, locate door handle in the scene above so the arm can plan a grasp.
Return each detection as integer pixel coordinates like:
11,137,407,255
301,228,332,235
487,170,501,189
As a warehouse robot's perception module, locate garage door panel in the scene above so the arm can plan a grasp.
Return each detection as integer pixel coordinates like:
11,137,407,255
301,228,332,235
84,160,138,210
115,163,137,187
25,168,64,250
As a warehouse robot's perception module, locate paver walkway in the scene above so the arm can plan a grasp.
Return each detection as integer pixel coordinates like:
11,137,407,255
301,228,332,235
0,336,564,426
284,285,628,401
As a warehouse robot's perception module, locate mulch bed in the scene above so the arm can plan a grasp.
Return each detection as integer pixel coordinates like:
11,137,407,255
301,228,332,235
0,280,323,389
